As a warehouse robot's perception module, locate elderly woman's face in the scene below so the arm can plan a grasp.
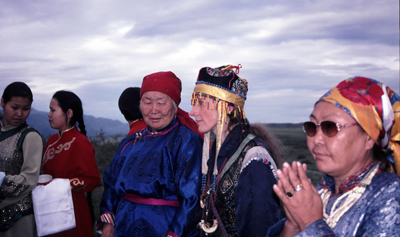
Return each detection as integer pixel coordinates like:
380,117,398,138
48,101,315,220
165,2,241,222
307,102,374,182
140,91,177,131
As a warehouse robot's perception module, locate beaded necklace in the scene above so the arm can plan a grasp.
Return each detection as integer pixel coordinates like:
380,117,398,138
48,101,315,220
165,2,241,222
319,163,379,229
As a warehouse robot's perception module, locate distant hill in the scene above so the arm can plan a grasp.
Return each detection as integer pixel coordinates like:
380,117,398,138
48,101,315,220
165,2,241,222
266,123,303,128
0,109,303,138
25,108,128,138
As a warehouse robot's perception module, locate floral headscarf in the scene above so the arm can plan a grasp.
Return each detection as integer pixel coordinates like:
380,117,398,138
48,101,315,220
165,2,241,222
319,76,400,174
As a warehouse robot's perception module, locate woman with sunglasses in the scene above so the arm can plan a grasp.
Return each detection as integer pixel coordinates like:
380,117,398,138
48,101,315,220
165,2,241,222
267,76,400,236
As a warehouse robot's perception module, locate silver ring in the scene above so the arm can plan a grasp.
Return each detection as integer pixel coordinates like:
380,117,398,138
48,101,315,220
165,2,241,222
295,183,303,192
286,190,294,199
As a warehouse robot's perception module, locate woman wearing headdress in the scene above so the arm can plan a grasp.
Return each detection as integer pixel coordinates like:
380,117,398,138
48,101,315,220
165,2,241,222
267,77,400,236
190,65,283,237
42,90,100,237
99,71,203,237
0,82,43,236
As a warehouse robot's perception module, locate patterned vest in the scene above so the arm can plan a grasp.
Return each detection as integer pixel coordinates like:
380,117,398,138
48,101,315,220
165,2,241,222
0,123,37,231
201,136,274,237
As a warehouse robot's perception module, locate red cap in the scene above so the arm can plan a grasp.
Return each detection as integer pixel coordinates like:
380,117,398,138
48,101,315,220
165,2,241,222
140,71,182,105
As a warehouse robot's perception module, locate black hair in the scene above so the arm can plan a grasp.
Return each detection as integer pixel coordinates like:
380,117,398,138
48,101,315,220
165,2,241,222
2,82,33,104
118,87,143,121
373,143,397,173
227,106,283,168
52,90,87,136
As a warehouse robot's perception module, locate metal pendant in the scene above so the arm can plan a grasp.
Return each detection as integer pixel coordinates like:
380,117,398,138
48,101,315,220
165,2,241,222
198,219,218,233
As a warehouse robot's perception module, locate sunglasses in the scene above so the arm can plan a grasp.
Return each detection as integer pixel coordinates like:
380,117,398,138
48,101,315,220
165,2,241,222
303,121,358,137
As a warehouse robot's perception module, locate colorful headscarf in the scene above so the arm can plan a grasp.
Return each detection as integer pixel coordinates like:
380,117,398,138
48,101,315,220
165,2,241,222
191,64,248,176
140,71,203,138
319,76,400,174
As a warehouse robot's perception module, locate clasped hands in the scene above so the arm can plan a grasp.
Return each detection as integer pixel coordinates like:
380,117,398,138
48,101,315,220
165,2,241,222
273,162,323,236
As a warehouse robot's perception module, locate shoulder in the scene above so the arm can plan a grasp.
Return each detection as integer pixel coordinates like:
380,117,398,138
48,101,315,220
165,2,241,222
370,171,400,192
241,134,277,174
176,123,202,142
357,171,400,211
22,125,41,138
242,145,277,174
24,130,43,142
19,125,42,146
73,132,93,148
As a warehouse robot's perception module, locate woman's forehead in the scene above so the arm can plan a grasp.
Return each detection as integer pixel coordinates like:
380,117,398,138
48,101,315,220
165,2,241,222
142,91,170,100
312,102,354,121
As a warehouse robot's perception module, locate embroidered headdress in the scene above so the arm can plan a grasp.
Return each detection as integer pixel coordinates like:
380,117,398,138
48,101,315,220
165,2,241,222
319,76,400,174
191,64,248,176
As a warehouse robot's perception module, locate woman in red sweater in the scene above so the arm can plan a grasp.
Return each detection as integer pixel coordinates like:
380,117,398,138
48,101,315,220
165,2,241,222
43,90,100,237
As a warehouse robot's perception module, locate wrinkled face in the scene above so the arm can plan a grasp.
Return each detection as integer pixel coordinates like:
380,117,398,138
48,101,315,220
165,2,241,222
1,96,32,127
140,91,177,131
307,102,374,183
48,98,68,132
190,98,218,134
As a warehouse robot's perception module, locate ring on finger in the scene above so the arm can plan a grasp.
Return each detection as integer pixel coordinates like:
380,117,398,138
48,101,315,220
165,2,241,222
295,183,303,192
285,190,294,199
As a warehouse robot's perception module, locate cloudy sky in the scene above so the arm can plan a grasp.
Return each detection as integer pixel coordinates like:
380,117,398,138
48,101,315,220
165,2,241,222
1,0,399,124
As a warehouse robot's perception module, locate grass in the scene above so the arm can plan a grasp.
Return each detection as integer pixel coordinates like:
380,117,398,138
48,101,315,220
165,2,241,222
90,124,324,234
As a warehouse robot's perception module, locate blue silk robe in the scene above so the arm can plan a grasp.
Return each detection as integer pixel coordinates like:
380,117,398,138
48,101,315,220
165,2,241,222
267,165,400,236
100,118,203,237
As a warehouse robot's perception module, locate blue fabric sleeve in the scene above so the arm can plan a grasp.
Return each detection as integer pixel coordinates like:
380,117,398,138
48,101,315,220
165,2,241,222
168,131,203,237
235,160,280,237
353,179,400,236
266,218,286,237
297,220,335,236
99,138,132,216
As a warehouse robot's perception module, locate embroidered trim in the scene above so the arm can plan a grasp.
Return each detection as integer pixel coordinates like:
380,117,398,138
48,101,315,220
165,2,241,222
99,212,115,225
240,146,278,180
43,136,76,165
241,158,277,180
70,178,85,191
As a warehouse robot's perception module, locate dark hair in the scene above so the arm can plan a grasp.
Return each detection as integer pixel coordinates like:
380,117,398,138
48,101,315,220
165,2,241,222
373,143,397,173
227,107,283,168
52,90,87,136
118,87,143,121
2,82,33,104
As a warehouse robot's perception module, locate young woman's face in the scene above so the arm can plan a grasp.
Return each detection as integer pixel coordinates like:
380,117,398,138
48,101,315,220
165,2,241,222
48,98,68,132
1,96,32,127
190,98,219,134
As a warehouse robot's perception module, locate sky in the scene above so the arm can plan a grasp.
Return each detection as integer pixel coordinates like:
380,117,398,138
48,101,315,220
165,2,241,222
0,0,399,124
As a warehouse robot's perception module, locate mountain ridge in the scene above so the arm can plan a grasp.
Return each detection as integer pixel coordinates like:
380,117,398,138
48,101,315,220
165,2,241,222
25,108,128,138
0,108,303,138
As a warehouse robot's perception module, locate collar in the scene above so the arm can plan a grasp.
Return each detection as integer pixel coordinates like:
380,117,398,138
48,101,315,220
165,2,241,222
322,161,380,195
58,126,76,137
0,120,27,132
143,117,178,137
